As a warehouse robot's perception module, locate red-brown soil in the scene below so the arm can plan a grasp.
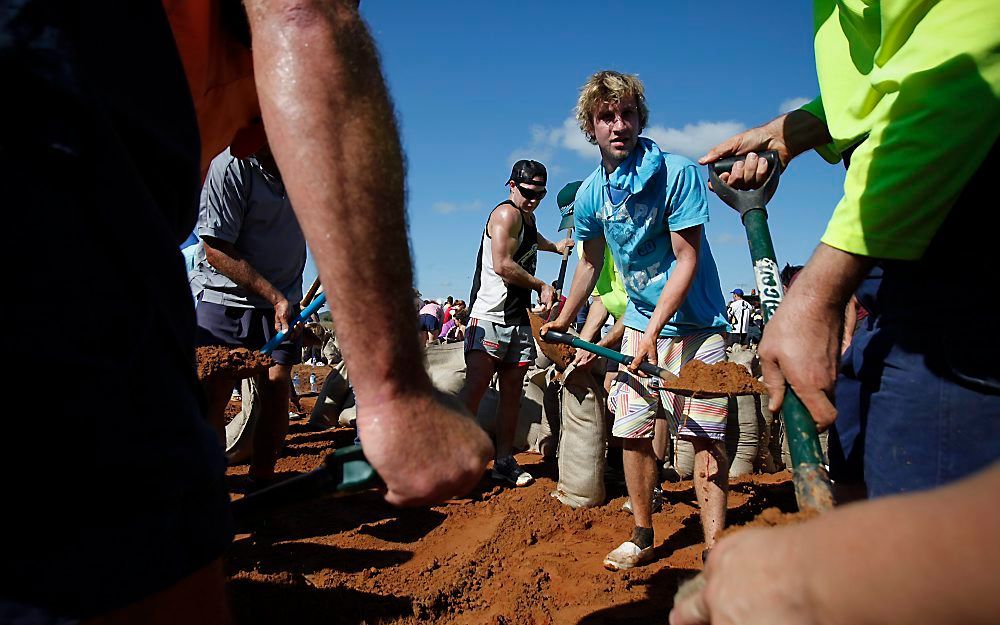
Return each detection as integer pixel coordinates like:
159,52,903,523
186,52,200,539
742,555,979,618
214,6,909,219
528,312,576,370
666,360,767,397
197,346,275,381
226,423,800,624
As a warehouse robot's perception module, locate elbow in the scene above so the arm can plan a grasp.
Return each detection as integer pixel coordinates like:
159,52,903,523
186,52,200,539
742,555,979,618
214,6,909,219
494,261,513,281
250,0,360,38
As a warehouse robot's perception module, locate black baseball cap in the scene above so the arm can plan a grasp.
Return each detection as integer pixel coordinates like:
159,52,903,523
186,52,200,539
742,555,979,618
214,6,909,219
508,159,547,186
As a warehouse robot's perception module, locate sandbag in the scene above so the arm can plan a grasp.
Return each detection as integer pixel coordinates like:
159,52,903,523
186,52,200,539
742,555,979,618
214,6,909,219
226,377,260,465
673,436,695,480
308,360,351,430
550,364,607,508
725,395,759,477
525,368,555,457
425,341,467,399
757,395,778,473
321,335,342,365
338,390,357,427
724,349,761,477
474,371,550,453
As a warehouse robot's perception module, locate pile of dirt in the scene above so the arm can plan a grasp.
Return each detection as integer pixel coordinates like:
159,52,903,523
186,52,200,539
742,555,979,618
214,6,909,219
226,424,799,624
527,311,575,370
666,360,766,397
197,346,274,381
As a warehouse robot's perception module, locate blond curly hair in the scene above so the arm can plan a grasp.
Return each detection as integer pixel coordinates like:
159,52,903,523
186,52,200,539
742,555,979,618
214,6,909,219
575,70,649,145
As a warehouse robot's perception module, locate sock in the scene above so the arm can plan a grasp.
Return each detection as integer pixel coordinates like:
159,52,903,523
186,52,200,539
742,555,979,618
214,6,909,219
631,526,654,550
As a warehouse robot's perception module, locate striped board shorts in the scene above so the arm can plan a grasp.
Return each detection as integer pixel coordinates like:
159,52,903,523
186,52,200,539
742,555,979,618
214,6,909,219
608,328,728,441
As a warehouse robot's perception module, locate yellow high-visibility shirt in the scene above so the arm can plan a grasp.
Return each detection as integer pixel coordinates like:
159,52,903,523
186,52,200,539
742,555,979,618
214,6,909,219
801,0,1000,260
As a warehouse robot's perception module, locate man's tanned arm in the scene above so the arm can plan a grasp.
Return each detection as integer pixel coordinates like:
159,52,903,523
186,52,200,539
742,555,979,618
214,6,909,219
202,237,292,332
628,226,701,372
243,0,491,506
489,205,556,310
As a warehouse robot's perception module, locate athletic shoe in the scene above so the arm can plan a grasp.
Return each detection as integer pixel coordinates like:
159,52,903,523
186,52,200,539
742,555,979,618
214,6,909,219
492,455,534,487
603,540,654,571
621,486,663,514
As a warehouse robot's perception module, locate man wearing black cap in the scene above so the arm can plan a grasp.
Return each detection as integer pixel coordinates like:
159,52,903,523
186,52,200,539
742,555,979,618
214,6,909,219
464,160,573,486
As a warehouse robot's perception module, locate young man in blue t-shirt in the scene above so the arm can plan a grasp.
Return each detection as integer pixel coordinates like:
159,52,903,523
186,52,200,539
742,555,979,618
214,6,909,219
543,71,730,570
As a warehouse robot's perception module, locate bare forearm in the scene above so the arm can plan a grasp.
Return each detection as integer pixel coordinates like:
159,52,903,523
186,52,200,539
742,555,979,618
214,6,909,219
246,1,430,402
805,464,1000,625
204,243,283,305
578,297,609,343
556,253,601,326
496,261,544,292
777,109,832,162
536,234,558,254
645,256,696,337
791,244,874,315
599,317,624,349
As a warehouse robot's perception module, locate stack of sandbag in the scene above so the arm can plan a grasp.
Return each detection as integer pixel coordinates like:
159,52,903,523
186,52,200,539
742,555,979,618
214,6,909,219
549,363,607,508
308,359,351,429
331,342,553,454
424,342,553,454
672,346,767,479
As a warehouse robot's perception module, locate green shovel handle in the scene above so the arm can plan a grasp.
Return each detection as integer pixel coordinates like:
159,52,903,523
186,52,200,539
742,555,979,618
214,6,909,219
708,152,834,512
541,329,670,380
231,444,381,522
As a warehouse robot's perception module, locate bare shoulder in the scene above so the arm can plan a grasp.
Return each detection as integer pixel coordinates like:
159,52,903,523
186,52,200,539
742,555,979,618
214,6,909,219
487,203,522,237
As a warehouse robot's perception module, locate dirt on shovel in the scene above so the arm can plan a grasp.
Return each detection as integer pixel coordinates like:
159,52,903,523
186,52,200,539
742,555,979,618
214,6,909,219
527,311,575,370
662,360,767,397
197,346,275,381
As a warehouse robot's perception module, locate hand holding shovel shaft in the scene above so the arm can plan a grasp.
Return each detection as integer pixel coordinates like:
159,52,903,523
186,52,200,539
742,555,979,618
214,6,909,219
260,292,328,356
708,151,833,512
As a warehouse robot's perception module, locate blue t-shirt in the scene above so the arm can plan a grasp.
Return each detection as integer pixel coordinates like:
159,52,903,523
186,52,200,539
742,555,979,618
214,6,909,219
574,138,728,337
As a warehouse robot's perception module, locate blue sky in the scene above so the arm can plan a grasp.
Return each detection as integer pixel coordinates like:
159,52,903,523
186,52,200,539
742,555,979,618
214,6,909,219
304,2,847,303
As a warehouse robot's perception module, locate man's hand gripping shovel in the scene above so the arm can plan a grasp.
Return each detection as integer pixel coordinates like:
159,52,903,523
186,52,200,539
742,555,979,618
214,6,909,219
236,291,383,525
708,151,834,513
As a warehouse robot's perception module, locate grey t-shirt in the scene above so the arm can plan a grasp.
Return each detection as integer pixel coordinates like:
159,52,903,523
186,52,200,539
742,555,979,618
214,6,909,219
193,149,306,309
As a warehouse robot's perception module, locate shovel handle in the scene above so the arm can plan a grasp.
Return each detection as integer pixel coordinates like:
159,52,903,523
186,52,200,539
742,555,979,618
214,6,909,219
706,153,833,512
707,150,783,219
300,277,322,308
231,444,381,521
541,329,671,381
260,292,328,355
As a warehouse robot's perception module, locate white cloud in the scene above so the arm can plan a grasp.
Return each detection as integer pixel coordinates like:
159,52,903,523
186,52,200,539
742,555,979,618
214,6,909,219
644,121,746,160
431,200,484,214
778,97,811,114
508,118,598,165
711,231,742,246
511,117,745,163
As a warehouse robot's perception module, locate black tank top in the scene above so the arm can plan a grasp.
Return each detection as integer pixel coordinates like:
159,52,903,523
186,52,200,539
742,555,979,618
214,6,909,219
468,200,538,326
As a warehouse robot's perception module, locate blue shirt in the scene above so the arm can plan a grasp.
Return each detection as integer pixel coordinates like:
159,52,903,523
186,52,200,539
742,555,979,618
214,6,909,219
574,138,728,337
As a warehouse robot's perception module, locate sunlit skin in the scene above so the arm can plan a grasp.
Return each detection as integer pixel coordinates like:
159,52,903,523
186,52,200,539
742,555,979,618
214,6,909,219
593,97,641,173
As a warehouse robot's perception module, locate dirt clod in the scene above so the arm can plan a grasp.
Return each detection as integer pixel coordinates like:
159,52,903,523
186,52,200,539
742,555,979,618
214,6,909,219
527,312,575,370
196,346,274,381
667,360,767,396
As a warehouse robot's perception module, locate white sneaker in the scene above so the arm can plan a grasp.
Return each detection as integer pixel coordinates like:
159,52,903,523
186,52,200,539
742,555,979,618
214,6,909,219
603,540,654,571
491,456,534,487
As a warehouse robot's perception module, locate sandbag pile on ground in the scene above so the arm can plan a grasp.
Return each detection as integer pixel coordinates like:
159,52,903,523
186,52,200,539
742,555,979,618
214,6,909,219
673,346,777,479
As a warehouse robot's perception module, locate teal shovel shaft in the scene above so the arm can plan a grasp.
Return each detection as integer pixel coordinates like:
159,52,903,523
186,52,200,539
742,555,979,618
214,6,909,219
708,151,834,512
743,209,833,512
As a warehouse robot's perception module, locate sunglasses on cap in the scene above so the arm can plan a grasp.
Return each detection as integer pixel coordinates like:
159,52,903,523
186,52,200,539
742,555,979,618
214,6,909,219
516,183,547,201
